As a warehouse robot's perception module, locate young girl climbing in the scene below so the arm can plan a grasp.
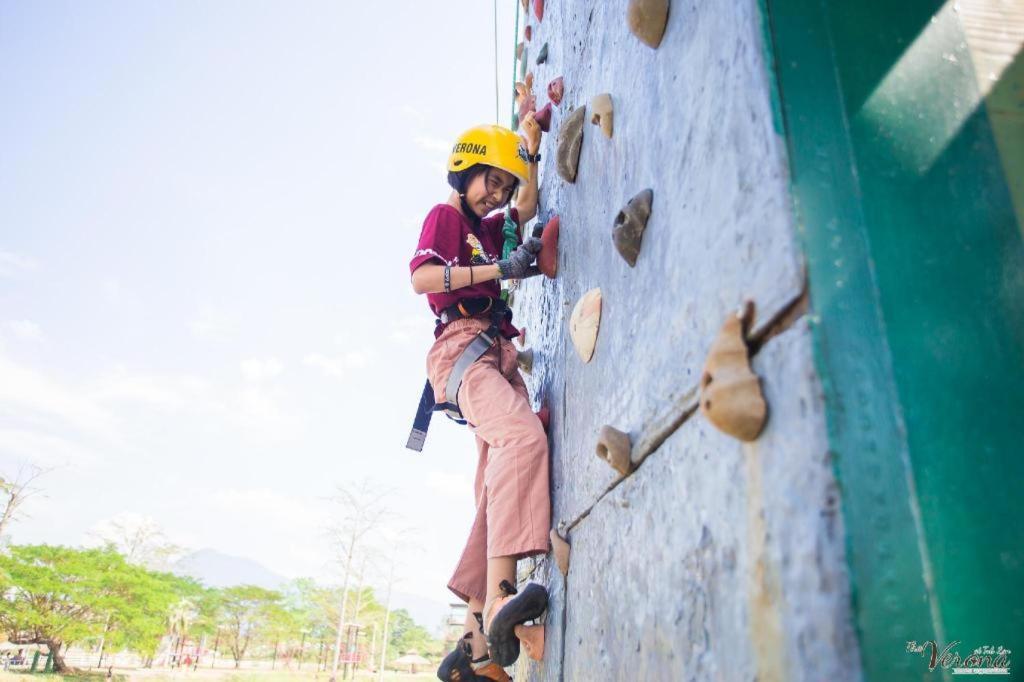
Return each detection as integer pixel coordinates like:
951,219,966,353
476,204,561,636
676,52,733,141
408,116,551,682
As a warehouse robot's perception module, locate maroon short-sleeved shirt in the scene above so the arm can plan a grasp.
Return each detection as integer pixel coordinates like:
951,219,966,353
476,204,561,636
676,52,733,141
409,203,522,339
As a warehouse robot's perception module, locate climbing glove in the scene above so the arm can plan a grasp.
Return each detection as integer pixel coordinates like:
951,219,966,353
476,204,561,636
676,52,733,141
497,237,543,280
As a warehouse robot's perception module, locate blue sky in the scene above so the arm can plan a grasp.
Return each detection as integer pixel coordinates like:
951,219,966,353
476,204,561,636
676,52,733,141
0,0,522,628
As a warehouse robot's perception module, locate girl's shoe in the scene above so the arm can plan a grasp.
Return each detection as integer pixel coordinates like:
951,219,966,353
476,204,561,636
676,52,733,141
484,580,549,667
437,632,511,682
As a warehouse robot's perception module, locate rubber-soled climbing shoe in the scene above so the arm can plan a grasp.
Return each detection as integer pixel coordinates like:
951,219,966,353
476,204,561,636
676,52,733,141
485,580,549,667
437,637,511,681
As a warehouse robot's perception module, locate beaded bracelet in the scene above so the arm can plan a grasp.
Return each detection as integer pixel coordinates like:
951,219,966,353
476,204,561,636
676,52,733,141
443,265,451,293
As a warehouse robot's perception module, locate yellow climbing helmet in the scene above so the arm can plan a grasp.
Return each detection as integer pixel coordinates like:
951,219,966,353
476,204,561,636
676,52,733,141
447,125,531,185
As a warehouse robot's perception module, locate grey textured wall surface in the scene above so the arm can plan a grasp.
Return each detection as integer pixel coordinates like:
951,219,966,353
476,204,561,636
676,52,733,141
504,0,863,680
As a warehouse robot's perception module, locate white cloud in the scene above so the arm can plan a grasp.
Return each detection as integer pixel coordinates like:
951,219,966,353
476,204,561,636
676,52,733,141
8,320,42,341
0,350,119,442
303,349,374,379
0,250,38,278
188,305,235,340
414,135,451,154
425,470,473,500
240,357,285,382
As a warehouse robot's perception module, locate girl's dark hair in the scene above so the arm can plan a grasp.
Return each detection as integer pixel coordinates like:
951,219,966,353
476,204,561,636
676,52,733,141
448,166,519,205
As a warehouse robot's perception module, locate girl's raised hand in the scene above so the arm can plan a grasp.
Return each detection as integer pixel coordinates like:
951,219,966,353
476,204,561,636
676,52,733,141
520,112,542,155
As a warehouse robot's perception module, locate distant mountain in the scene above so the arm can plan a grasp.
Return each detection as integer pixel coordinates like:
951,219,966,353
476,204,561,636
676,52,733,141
172,548,288,590
170,549,450,635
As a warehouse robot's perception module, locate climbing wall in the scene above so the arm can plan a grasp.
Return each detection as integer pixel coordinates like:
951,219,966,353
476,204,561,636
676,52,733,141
507,1,864,680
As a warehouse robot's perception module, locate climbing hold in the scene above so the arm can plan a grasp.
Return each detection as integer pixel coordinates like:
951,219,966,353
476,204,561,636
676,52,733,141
517,348,535,374
547,76,564,106
700,302,767,441
521,0,528,14
525,25,532,42
536,42,549,65
590,93,613,139
511,113,519,130
515,81,536,123
534,102,553,132
516,327,527,347
536,405,550,432
596,425,632,476
556,106,585,183
612,189,653,267
535,214,559,278
514,624,545,661
627,0,669,49
525,71,534,92
549,528,570,576
516,41,525,60
569,288,602,362
534,0,544,22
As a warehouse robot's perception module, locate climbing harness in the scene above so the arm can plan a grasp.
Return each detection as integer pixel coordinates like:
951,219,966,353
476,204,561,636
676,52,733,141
406,297,514,452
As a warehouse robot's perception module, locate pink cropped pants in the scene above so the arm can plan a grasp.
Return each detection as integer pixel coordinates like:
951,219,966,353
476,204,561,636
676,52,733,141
426,317,552,604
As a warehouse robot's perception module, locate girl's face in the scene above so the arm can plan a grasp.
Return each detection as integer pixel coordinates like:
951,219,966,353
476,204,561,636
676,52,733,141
465,167,517,217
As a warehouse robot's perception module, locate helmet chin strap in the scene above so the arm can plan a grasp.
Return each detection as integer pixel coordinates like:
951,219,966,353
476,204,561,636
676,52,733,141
459,192,483,228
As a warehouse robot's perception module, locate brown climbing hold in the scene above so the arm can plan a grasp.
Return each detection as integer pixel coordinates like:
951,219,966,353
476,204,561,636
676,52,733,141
612,189,653,267
556,106,585,183
525,71,534,92
590,93,613,139
627,0,669,49
536,405,550,432
517,348,534,374
521,0,528,14
536,42,549,65
525,25,532,41
536,214,559,278
514,624,545,661
569,288,601,362
534,0,544,22
516,41,525,60
516,327,527,347
549,528,570,576
596,425,632,476
547,76,564,106
534,102,552,132
700,302,767,441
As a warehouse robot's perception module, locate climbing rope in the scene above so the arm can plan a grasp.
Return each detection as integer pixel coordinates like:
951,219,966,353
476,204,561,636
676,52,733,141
493,0,500,124
510,0,520,128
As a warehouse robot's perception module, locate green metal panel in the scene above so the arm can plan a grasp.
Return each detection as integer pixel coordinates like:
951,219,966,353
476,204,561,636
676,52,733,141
763,0,1024,679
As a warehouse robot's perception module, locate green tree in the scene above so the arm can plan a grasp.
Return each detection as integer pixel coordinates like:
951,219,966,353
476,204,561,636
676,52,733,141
216,585,283,668
0,544,185,673
386,609,440,659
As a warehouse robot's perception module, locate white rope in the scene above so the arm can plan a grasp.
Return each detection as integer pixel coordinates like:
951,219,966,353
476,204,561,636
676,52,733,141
493,0,500,124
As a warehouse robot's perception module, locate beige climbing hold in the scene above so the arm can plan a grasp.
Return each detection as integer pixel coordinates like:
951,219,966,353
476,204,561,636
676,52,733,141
515,623,545,660
627,0,669,49
613,189,653,267
556,105,586,183
549,528,570,576
517,41,525,60
517,348,534,374
596,425,632,476
590,93,613,138
569,287,601,362
700,302,767,441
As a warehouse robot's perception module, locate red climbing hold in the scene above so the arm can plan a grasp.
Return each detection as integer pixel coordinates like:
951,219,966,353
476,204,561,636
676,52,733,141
525,25,532,41
538,215,559,278
534,102,553,132
536,405,550,433
534,0,544,22
547,76,564,106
